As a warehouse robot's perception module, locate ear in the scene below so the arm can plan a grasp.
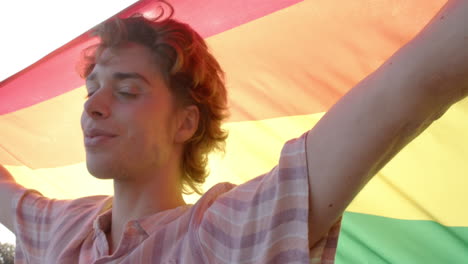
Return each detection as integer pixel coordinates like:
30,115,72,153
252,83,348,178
174,105,200,143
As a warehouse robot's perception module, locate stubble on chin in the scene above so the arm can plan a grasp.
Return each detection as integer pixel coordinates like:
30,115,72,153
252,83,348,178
85,152,126,180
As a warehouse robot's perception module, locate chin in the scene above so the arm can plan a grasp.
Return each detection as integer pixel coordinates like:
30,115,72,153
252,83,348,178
86,164,114,179
85,155,122,179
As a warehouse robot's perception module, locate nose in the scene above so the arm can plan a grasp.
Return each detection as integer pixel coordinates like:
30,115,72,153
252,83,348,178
83,88,111,119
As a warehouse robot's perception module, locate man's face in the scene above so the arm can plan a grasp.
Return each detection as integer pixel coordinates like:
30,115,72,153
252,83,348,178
81,43,178,180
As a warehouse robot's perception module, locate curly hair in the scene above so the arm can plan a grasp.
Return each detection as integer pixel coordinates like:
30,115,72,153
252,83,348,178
79,5,229,195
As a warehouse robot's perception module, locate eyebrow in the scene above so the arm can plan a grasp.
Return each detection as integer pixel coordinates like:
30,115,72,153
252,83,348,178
86,72,151,85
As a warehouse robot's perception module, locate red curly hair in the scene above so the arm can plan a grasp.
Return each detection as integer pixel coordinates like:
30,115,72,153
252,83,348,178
79,6,229,195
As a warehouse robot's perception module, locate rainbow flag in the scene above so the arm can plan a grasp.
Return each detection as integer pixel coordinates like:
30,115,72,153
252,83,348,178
1,0,467,262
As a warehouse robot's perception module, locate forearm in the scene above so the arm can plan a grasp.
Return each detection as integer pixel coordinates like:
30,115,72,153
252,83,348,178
323,0,468,176
403,0,468,109
354,0,468,167
331,0,468,171
365,0,468,170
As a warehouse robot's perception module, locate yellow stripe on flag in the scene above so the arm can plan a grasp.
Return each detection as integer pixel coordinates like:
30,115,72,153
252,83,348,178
349,98,468,226
6,98,468,226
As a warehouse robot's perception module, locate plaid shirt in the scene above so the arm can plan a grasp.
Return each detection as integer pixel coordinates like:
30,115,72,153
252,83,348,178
12,132,341,263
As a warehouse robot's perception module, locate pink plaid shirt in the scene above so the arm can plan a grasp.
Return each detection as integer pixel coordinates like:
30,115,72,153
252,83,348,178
12,133,341,263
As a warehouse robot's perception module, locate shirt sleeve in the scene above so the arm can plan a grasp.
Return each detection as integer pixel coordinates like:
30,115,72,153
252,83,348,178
11,187,71,262
11,187,109,263
196,132,342,264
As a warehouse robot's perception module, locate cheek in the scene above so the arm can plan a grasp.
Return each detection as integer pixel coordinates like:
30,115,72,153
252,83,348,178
123,116,165,152
119,122,171,169
116,100,175,150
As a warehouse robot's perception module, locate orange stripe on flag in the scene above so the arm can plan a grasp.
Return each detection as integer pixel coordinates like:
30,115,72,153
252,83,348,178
207,0,446,121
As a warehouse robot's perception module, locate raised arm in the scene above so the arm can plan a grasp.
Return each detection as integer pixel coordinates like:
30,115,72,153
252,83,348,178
0,165,21,232
307,0,468,245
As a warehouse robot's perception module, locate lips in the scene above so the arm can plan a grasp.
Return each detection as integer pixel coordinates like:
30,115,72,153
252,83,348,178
83,128,117,147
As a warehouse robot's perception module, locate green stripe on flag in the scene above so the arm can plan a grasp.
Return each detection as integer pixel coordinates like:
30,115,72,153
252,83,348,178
336,212,468,264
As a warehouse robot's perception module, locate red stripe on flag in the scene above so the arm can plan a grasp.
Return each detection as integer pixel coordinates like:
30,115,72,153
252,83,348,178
0,0,302,115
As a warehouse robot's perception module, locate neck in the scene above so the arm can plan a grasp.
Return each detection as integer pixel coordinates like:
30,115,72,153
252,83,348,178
106,168,186,254
112,175,186,218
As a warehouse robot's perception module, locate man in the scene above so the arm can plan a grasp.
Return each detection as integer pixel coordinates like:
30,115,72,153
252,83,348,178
1,0,467,263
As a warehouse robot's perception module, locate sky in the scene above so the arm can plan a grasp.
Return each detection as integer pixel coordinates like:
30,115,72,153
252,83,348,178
0,0,138,245
0,0,138,81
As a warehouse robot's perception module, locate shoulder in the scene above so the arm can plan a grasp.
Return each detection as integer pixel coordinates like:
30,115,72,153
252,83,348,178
190,182,237,220
63,195,111,215
194,132,309,219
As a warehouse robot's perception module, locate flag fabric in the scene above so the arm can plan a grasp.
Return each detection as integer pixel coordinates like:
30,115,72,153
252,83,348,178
1,0,467,263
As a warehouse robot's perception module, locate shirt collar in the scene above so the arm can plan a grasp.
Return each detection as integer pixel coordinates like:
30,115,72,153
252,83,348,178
137,204,192,235
92,197,192,236
92,197,113,234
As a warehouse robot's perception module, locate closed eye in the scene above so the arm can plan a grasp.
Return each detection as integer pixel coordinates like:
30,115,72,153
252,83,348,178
119,92,138,99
